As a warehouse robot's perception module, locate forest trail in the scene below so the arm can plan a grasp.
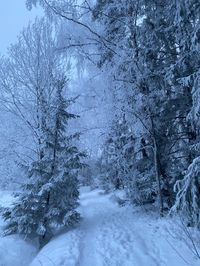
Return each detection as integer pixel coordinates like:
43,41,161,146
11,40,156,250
30,187,199,266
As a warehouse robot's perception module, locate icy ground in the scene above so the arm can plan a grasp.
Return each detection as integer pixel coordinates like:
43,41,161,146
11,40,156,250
0,187,200,266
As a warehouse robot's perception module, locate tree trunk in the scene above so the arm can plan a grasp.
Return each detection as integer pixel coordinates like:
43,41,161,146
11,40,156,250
153,136,164,216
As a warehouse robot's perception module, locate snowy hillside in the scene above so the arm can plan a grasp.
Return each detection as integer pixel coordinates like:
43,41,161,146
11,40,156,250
20,187,200,266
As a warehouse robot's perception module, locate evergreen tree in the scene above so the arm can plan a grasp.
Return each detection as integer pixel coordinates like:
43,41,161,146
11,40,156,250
172,157,200,227
99,114,134,191
125,137,157,206
170,0,200,226
93,0,193,214
2,78,86,246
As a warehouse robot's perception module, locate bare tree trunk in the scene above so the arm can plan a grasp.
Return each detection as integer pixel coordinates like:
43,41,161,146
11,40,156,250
153,136,164,216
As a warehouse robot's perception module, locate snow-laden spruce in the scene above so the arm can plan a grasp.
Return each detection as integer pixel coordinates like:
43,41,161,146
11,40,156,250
172,157,200,227
2,78,86,246
99,114,132,191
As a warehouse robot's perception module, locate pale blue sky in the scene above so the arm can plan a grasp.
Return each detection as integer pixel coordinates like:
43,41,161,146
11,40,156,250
0,0,42,54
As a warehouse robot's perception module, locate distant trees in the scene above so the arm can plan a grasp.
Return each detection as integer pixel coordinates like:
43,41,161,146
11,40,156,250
99,114,133,191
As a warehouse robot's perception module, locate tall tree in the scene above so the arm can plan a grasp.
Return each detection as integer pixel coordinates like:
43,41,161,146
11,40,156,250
93,0,193,215
0,18,59,161
3,78,85,246
171,0,200,227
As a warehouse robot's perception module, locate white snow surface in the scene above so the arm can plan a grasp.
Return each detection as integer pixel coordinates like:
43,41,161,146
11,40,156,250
30,187,199,266
0,191,37,266
0,187,199,266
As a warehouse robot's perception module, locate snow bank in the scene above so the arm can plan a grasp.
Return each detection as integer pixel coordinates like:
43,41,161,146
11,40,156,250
0,191,37,266
0,235,37,266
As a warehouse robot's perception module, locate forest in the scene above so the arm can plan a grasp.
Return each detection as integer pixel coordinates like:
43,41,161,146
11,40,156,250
0,0,200,265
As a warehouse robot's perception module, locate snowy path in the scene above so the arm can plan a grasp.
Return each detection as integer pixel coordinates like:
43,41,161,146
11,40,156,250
30,187,199,266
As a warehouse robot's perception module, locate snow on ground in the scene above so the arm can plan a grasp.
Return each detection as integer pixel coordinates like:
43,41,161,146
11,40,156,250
30,187,200,266
0,191,14,229
0,191,37,266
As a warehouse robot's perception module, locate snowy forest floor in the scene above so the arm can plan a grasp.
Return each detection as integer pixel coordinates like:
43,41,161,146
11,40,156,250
0,187,200,266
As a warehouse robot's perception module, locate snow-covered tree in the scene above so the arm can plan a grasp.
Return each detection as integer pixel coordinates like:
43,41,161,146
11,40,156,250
172,157,200,227
92,0,195,215
99,114,134,191
170,0,200,226
23,0,200,223
2,78,86,246
0,18,60,163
